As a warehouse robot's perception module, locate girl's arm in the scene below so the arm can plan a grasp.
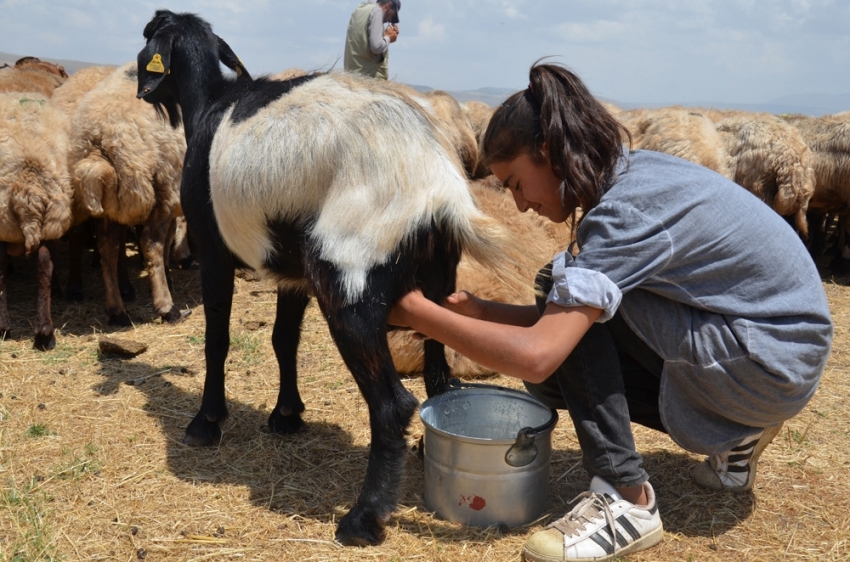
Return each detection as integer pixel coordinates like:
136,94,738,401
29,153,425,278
389,290,602,383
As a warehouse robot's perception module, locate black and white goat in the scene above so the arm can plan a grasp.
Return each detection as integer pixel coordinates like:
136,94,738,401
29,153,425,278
136,10,515,546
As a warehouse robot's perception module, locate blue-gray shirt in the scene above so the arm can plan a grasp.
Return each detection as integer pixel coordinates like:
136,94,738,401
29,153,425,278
547,149,832,454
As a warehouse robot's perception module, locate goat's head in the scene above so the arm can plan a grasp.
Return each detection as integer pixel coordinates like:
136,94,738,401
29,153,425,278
136,9,251,128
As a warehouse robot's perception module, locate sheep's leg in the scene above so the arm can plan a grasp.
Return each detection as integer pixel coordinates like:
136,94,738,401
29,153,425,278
0,242,10,339
183,234,236,446
97,218,132,326
267,290,309,434
117,227,136,303
33,244,56,351
140,205,184,323
65,224,85,301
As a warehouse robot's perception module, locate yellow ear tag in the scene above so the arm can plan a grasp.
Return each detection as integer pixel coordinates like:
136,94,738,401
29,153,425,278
146,54,166,74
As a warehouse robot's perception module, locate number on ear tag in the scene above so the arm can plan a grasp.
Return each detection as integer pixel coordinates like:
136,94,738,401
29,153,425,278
146,54,166,74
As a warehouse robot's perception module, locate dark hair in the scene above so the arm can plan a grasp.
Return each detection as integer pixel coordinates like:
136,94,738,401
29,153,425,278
482,61,630,220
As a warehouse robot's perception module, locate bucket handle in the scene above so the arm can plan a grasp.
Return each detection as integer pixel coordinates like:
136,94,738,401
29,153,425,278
446,379,559,468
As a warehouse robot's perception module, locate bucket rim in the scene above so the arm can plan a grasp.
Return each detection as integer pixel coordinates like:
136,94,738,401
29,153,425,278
419,382,558,445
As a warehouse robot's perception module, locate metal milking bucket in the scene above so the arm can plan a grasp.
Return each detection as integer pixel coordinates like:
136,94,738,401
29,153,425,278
419,379,558,528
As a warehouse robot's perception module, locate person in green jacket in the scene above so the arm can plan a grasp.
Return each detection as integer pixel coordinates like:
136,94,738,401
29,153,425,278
344,0,400,80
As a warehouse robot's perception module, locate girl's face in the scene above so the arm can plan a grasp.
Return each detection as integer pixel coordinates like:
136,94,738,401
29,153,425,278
490,152,567,223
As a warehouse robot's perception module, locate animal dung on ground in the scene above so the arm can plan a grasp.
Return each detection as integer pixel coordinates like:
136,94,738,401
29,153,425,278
98,337,148,357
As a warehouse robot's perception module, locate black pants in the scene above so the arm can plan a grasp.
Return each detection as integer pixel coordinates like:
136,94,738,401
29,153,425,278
524,263,666,488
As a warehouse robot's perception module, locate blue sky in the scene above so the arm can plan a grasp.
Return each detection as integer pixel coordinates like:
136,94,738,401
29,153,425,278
2,0,849,105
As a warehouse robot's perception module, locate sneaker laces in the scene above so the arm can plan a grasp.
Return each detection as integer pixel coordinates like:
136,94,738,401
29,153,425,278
549,491,618,544
707,431,762,488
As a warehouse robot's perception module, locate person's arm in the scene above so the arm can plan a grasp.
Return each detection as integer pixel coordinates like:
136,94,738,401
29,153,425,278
367,9,391,54
389,290,602,383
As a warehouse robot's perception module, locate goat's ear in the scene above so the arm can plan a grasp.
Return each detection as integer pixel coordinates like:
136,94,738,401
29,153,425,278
136,37,173,99
216,35,251,81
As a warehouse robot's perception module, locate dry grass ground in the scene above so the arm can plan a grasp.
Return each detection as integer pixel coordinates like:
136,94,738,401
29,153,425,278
0,238,848,561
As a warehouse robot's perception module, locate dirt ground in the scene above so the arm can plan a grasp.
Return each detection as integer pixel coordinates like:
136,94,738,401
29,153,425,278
0,239,847,561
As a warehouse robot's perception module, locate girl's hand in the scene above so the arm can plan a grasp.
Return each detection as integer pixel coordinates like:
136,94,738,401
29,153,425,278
443,290,486,320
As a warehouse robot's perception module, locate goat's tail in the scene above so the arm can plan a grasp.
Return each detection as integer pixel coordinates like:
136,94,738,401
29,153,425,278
443,203,553,298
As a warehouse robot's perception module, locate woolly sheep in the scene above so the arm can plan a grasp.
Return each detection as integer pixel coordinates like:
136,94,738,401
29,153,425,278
706,109,815,238
68,61,187,325
136,9,523,546
616,107,733,178
782,113,850,262
462,99,495,179
0,57,68,97
0,92,73,349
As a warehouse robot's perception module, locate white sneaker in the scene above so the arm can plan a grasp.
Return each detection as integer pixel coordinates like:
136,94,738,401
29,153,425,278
694,422,784,492
522,476,663,562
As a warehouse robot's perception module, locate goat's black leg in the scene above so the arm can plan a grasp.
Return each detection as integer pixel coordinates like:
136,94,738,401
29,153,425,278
317,299,417,546
417,235,461,398
183,230,236,446
33,244,56,351
268,290,309,434
0,242,10,340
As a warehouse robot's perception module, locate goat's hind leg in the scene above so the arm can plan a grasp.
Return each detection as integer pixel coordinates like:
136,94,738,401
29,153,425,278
267,290,309,434
323,303,418,546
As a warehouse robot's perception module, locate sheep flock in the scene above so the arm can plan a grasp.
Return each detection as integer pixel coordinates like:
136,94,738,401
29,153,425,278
0,54,846,364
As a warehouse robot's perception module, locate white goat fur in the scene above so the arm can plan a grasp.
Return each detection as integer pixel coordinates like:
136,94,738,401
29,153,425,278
209,72,507,302
0,93,72,252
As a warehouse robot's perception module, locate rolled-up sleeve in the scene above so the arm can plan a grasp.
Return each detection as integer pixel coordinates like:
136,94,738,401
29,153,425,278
547,251,623,322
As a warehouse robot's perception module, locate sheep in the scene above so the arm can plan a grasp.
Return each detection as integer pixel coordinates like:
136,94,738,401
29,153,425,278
705,109,815,238
462,100,495,179
135,9,522,546
388,175,572,376
0,92,73,350
418,89,480,178
616,106,733,178
781,113,850,266
49,65,118,300
0,57,68,97
67,62,188,325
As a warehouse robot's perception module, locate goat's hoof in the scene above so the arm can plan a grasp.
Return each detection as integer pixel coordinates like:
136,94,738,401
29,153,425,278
107,312,132,327
267,410,306,435
335,506,387,546
33,332,56,352
120,284,136,303
162,306,190,324
183,415,223,447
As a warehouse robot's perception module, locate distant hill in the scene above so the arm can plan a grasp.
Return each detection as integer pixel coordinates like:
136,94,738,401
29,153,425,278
2,51,846,115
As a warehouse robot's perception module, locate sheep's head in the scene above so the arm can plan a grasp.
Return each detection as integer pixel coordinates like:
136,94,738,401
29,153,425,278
136,9,251,129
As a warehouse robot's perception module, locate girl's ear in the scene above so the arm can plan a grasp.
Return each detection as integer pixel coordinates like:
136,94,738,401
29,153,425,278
541,141,549,161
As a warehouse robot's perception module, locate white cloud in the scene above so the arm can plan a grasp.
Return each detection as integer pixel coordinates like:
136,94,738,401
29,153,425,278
417,16,447,43
556,20,628,43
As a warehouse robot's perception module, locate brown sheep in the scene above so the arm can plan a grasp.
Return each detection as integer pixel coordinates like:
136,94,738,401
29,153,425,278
0,57,68,97
0,92,73,350
616,106,733,178
388,175,573,376
67,62,187,326
462,99,495,179
706,109,815,238
782,113,850,265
